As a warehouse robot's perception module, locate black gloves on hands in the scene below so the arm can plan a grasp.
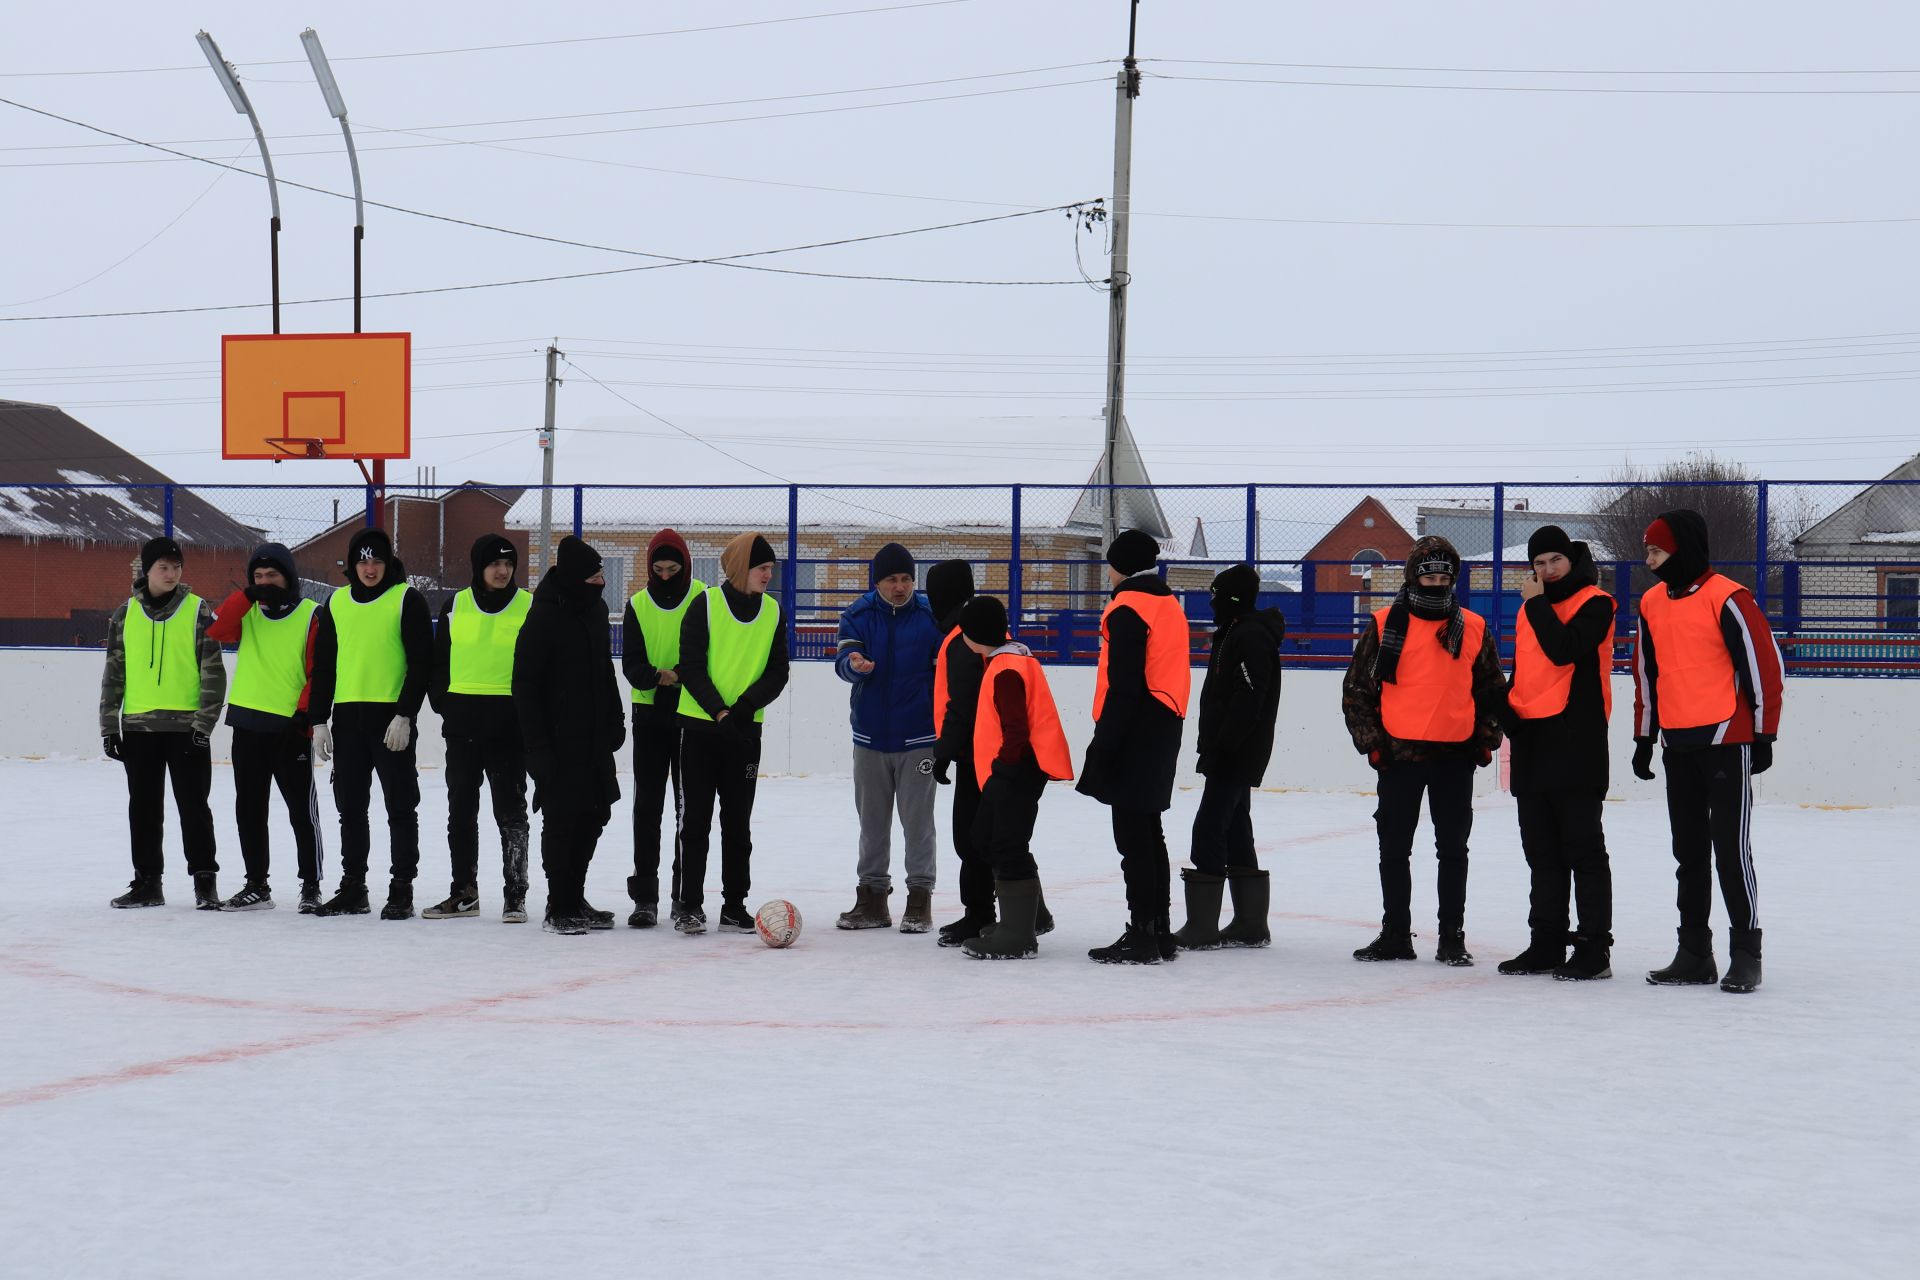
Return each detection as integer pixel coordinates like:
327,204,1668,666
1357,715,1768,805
932,752,951,785
1751,739,1774,775
103,734,124,761
1631,740,1656,781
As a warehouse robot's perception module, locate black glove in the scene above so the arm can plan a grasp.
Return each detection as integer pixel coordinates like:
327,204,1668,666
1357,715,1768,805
243,583,266,603
1631,740,1656,781
722,705,753,732
103,734,124,761
192,730,212,750
932,752,951,785
1751,739,1774,775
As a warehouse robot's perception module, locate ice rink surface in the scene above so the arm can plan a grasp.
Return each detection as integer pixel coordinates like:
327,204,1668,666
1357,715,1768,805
1,759,1911,1279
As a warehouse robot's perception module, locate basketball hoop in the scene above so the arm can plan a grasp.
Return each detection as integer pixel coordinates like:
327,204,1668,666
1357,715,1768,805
266,437,328,463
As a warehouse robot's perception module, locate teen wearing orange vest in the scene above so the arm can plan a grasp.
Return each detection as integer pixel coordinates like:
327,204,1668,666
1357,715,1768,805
952,597,1073,961
1497,527,1617,981
1631,509,1783,994
1343,536,1504,965
1077,529,1192,966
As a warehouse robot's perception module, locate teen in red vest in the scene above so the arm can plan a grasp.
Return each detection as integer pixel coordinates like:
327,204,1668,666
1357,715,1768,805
1631,509,1784,994
952,597,1073,961
1343,536,1504,965
1077,529,1191,966
1498,526,1617,981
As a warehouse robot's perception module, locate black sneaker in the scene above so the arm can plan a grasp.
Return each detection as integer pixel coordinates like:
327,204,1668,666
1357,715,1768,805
1435,930,1474,967
718,903,756,934
627,903,659,929
502,891,528,924
316,882,370,916
1497,938,1566,976
298,882,322,915
193,872,222,911
1088,922,1161,965
543,908,589,936
423,890,480,920
674,906,708,936
380,881,415,922
221,883,275,912
110,877,164,909
1555,943,1613,982
1353,931,1417,962
581,899,615,931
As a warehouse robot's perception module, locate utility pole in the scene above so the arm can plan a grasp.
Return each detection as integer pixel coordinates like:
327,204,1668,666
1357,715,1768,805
1101,0,1142,547
538,343,562,575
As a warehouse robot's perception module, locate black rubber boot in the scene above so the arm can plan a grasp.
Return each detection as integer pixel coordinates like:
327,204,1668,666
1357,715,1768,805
626,875,657,927
1035,887,1055,936
316,880,370,917
938,911,996,948
1088,918,1162,965
1498,934,1567,976
1353,930,1416,962
962,878,1042,960
1172,869,1225,951
1218,867,1272,949
1554,933,1613,981
1647,927,1718,986
1721,928,1763,993
111,876,164,909
193,872,222,911
379,879,414,921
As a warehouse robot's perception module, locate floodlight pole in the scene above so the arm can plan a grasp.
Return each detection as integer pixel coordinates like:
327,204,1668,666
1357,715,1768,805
196,32,281,334
1100,0,1141,548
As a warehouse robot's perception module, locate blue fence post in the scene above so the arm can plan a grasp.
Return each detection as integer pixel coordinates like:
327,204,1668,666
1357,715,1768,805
1244,484,1258,567
1755,480,1770,614
364,484,377,529
571,486,584,538
162,485,175,538
1009,485,1023,626
784,485,800,658
1489,483,1506,657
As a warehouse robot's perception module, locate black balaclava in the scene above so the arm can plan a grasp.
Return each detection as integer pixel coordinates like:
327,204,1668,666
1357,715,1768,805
552,535,607,610
1645,509,1711,590
926,560,976,628
1208,563,1261,626
958,595,1009,648
246,542,300,614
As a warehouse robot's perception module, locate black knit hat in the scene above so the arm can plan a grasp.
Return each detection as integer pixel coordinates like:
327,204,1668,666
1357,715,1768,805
346,527,393,575
870,541,915,585
469,532,518,580
925,559,975,626
1526,525,1575,562
1404,535,1461,586
139,536,183,576
554,535,604,583
1210,563,1261,606
958,595,1009,648
1106,528,1159,577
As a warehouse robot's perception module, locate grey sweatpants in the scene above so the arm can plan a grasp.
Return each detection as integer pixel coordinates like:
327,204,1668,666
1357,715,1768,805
853,744,938,891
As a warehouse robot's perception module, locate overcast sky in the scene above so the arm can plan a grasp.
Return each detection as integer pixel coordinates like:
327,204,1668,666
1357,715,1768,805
4,0,1919,503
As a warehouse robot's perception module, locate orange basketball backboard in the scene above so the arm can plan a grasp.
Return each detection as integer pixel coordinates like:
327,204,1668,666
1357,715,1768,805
221,332,410,460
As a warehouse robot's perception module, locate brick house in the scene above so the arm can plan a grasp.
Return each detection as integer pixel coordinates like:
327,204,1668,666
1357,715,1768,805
0,400,260,645
292,484,528,607
1301,496,1416,597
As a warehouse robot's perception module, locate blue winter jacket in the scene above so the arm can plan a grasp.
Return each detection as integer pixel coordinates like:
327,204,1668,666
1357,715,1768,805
834,589,942,753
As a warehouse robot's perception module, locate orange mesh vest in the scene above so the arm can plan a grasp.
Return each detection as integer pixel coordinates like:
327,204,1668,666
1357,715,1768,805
974,652,1074,782
1373,606,1487,744
1510,585,1615,722
1093,591,1192,721
1639,574,1742,731
932,625,960,738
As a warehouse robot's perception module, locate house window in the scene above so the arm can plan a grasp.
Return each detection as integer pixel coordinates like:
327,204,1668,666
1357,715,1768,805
1349,548,1385,581
1889,573,1919,632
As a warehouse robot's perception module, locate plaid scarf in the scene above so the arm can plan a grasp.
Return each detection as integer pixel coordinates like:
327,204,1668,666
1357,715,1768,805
1372,584,1465,684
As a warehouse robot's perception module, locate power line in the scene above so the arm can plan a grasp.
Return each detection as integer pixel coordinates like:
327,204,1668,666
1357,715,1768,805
1147,70,1920,96
0,2,977,77
1147,57,1920,76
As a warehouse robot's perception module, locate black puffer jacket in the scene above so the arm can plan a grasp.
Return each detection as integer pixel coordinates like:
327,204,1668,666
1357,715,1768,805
1196,607,1286,786
512,571,625,814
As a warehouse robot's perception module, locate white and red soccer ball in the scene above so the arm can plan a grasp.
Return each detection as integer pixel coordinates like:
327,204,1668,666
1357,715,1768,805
755,899,802,948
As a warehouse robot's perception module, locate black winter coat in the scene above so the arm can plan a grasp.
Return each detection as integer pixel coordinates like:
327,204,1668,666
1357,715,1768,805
1500,555,1615,795
512,573,625,814
1196,607,1286,786
1075,574,1187,813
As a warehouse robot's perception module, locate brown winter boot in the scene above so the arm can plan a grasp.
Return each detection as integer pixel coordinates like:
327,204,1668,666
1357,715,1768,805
900,887,933,934
835,885,892,930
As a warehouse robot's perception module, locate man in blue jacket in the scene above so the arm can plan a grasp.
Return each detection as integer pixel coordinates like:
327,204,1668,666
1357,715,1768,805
834,542,943,934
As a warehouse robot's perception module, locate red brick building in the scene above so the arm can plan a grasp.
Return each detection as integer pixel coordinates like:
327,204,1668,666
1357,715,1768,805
0,400,259,645
1302,496,1415,594
293,484,527,601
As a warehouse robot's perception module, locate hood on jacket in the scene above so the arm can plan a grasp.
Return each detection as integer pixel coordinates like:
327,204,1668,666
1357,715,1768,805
1645,508,1711,589
1403,535,1462,587
468,532,519,588
720,532,776,591
645,528,693,608
925,559,975,628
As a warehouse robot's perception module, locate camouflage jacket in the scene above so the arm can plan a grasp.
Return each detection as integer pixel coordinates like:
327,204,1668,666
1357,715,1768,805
1342,614,1505,764
99,585,227,737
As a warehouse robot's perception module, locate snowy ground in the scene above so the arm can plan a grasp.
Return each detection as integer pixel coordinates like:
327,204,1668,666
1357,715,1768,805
0,759,1911,1279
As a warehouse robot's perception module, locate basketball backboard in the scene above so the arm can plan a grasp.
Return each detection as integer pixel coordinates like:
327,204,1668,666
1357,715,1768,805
221,332,410,461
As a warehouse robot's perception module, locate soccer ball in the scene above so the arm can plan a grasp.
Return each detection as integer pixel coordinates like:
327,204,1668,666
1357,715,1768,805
755,899,802,949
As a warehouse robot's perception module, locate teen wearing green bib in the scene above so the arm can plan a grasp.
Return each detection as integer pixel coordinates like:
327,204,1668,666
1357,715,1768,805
426,534,534,923
101,537,227,910
206,543,322,913
619,528,703,928
671,532,789,935
308,527,433,920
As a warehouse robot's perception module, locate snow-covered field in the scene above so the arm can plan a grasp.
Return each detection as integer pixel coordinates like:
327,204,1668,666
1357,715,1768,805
1,759,1910,1279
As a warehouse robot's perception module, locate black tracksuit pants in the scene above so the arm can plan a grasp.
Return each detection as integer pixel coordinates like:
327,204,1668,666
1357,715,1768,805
1190,775,1257,874
1663,743,1759,933
1112,806,1172,923
950,758,992,913
445,732,528,894
629,710,681,904
542,805,610,916
121,731,217,880
1514,788,1611,941
231,726,321,888
332,715,420,886
1373,756,1474,934
673,719,760,910
970,763,1045,882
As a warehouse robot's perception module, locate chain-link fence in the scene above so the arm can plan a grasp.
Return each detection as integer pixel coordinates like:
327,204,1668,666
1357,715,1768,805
5,479,1917,674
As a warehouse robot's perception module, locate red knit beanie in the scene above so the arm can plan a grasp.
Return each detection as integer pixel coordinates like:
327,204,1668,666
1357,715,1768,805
1643,517,1679,554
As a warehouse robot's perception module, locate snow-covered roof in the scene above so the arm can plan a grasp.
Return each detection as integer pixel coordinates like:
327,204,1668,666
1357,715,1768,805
1859,529,1920,545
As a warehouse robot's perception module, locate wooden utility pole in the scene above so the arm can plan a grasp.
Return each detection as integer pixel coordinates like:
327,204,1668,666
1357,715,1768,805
1101,1,1142,546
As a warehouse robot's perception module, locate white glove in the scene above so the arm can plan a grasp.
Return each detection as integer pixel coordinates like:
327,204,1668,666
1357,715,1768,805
312,724,333,764
383,715,413,753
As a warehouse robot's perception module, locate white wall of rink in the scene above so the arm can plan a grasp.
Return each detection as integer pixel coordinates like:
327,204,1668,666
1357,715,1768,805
6,647,1909,807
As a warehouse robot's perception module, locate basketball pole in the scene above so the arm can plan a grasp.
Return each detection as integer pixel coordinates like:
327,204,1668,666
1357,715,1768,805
196,33,281,334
